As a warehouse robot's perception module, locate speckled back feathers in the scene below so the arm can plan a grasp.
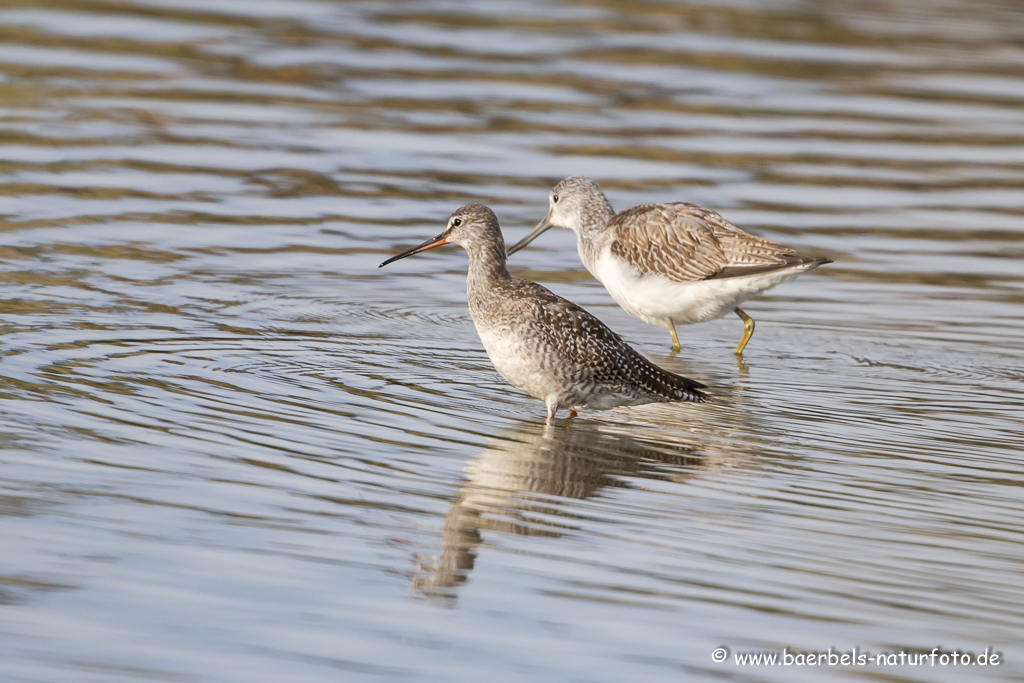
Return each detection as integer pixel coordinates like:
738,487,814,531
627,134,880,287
454,204,708,409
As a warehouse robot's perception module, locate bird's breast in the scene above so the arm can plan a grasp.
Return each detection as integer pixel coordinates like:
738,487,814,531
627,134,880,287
473,319,563,401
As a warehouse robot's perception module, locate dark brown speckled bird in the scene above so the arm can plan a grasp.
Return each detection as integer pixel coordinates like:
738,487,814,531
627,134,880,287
380,204,708,421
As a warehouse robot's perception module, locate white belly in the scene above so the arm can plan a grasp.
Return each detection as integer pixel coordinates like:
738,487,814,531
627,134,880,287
472,319,643,413
593,251,812,327
473,321,564,402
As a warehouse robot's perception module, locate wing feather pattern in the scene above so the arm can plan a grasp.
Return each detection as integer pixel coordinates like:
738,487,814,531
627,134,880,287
513,279,707,402
608,203,798,283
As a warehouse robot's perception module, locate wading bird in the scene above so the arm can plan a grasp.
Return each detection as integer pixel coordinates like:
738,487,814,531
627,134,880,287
380,204,708,421
507,176,832,354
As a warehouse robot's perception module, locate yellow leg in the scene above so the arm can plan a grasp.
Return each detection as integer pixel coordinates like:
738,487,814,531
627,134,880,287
734,308,755,355
667,319,681,352
568,409,578,418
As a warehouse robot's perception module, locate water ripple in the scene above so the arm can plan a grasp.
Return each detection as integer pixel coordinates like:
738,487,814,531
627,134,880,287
1,0,1022,681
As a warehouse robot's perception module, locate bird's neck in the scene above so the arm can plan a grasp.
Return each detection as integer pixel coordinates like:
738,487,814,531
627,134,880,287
466,240,511,292
574,198,615,271
574,195,614,239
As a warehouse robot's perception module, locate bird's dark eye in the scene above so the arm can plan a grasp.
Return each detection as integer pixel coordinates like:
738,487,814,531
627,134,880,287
552,194,559,203
452,218,462,227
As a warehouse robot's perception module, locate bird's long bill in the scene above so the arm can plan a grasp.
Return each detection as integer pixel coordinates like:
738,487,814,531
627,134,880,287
379,231,451,268
505,214,554,256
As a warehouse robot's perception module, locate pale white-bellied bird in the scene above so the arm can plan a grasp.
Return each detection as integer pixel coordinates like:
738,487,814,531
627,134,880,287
379,204,708,421
507,176,832,354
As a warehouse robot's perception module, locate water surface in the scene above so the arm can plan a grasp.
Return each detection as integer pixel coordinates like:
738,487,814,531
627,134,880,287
1,1,1023,681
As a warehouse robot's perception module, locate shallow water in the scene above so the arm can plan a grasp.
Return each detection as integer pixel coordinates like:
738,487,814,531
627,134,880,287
1,0,1022,681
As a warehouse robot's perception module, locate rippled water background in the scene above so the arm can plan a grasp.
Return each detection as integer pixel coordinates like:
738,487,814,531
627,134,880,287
1,1,1022,681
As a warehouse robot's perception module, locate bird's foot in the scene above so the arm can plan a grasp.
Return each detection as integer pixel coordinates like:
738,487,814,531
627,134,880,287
667,319,682,354
734,308,755,355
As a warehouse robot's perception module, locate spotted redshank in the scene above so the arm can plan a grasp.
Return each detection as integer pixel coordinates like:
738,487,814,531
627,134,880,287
380,204,708,420
507,176,833,355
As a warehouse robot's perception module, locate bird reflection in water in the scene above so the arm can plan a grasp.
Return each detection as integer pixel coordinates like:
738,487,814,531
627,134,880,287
412,420,704,601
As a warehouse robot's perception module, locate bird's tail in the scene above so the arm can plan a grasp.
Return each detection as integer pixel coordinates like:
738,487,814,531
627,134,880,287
645,363,709,403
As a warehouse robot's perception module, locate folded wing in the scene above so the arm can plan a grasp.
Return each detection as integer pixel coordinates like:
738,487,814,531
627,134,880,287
608,203,799,283
519,281,707,401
